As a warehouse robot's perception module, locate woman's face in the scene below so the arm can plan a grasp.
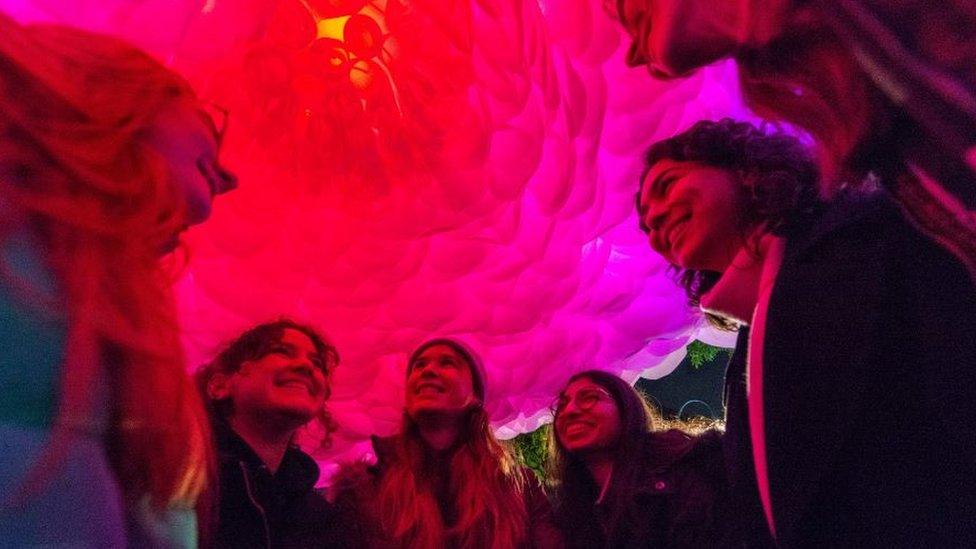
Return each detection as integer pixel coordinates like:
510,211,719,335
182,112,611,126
554,378,621,454
615,0,742,78
209,328,330,425
143,100,237,228
638,158,745,272
405,344,477,419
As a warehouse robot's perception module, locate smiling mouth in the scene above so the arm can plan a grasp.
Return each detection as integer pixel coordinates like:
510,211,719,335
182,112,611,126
276,379,314,394
415,383,445,395
563,422,593,438
666,215,690,249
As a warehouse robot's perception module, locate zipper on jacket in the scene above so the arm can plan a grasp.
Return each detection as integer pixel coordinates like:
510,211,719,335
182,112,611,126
239,460,272,549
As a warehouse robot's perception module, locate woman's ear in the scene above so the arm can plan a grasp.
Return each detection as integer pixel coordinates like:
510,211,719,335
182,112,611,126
206,372,232,400
463,395,484,413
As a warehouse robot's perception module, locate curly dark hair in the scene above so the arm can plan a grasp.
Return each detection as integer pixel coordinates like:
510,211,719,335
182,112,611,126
195,318,340,442
637,119,821,326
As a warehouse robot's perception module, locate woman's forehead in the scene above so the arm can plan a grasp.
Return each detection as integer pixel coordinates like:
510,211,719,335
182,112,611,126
563,377,602,395
417,344,463,359
279,327,315,349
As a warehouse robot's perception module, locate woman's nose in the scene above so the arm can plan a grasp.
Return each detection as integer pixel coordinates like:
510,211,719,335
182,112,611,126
215,165,239,194
626,40,649,67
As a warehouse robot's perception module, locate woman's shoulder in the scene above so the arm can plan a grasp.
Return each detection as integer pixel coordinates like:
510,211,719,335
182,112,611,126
329,435,395,502
642,429,696,458
642,429,725,478
788,187,897,240
330,461,374,496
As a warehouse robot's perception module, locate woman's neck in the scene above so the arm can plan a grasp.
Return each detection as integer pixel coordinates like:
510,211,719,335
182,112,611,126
583,453,614,503
416,416,461,451
701,231,781,325
229,414,296,474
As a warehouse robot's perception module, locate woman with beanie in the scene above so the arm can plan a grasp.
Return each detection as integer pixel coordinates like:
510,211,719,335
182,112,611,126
331,338,561,549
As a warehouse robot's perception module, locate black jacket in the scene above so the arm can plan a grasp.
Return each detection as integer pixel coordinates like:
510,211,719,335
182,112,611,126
723,190,976,547
722,328,775,549
211,420,340,548
557,429,735,549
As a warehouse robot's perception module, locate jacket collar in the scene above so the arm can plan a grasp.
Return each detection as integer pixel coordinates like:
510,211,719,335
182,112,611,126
632,430,722,496
213,417,321,494
782,187,890,266
700,234,786,326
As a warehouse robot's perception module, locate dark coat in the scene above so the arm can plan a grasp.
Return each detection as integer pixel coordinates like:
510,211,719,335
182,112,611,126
330,434,562,549
211,420,341,548
723,189,976,547
722,328,775,549
556,429,735,549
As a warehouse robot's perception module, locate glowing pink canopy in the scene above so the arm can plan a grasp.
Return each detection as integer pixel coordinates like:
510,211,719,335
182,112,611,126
4,0,745,465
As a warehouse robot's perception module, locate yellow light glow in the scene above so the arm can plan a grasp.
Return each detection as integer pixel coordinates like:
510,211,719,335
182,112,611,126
349,60,373,90
316,16,350,41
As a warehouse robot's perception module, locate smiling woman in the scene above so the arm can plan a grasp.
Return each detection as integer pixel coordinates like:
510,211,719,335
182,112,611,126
636,119,820,314
548,370,733,548
638,119,976,546
404,338,483,420
330,338,562,549
639,159,745,273
194,318,342,548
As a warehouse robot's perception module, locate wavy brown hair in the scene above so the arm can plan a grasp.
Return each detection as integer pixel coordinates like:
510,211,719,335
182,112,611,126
637,119,821,323
194,318,340,445
375,340,528,549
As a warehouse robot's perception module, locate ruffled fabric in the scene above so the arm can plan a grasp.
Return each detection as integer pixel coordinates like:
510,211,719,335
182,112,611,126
3,0,747,469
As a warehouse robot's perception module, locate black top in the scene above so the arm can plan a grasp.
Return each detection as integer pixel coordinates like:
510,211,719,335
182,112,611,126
724,189,976,547
211,420,341,549
557,430,737,549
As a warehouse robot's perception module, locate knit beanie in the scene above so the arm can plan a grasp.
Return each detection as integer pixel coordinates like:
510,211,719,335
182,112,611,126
407,338,487,402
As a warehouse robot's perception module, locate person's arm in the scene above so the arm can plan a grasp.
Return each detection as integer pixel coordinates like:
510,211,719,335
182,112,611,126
325,461,376,549
669,431,741,548
522,474,564,549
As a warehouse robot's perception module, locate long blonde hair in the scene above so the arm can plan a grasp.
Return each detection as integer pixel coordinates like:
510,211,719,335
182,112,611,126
377,406,528,549
0,13,210,511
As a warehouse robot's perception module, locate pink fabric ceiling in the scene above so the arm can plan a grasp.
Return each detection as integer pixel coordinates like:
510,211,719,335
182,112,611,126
3,0,747,466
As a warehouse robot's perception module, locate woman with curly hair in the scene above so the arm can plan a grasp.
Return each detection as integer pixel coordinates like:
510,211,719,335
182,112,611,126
196,319,342,548
0,13,236,547
331,338,561,549
548,370,732,548
637,119,976,545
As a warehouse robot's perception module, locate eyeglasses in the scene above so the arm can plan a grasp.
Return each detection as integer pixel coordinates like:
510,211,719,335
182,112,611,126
196,102,239,193
550,388,614,417
199,101,230,151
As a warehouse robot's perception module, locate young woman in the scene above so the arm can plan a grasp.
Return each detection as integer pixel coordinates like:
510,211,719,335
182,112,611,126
548,370,731,548
0,13,236,547
196,319,342,548
636,119,976,545
331,338,561,548
615,0,976,279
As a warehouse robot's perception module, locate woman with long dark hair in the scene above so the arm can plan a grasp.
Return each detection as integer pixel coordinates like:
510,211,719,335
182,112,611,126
0,13,236,547
548,370,730,548
636,119,976,545
332,338,560,548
